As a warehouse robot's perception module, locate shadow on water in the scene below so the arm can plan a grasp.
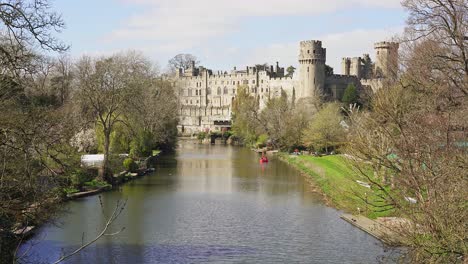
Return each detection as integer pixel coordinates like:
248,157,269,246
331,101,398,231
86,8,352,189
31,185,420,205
19,140,399,263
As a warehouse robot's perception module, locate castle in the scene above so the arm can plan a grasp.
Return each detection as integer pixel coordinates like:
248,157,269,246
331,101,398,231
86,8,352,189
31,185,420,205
174,40,399,134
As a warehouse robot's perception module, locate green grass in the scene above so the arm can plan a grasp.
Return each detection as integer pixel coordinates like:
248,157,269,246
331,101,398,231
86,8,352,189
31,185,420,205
280,154,393,219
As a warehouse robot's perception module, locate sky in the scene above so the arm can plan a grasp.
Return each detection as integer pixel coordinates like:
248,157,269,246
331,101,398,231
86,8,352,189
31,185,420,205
53,0,407,74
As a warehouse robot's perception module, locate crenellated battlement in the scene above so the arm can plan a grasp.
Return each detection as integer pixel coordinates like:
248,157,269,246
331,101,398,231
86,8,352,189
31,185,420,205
175,38,398,133
374,41,399,49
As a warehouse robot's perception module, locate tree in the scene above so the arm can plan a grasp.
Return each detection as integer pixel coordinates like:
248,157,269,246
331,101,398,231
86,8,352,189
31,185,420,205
325,64,334,76
128,78,179,153
344,1,468,261
302,103,345,153
402,0,467,95
167,53,199,74
231,85,260,146
75,52,151,182
285,65,296,77
342,83,358,105
0,0,68,71
0,1,73,262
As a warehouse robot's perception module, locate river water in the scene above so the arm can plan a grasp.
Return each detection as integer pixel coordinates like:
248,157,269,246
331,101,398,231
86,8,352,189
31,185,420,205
20,140,395,263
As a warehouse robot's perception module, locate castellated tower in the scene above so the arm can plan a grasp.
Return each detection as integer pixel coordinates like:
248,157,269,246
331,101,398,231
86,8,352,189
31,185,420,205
298,40,326,99
374,41,399,79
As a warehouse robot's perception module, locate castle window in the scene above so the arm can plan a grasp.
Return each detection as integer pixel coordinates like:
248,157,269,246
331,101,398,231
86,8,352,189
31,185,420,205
252,80,256,84
233,81,235,85
261,88,263,93
207,87,211,95
307,67,309,72
196,100,199,104
223,87,228,94
307,50,310,54
233,89,236,94
195,90,198,96
188,89,192,96
261,80,263,84
313,50,316,54
217,87,221,95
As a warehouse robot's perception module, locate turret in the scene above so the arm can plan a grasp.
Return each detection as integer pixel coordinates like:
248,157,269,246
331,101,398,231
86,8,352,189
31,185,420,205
298,40,326,99
374,41,399,79
342,57,351,76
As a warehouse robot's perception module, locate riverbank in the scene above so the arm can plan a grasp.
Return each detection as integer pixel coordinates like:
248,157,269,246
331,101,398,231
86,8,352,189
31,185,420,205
277,153,393,219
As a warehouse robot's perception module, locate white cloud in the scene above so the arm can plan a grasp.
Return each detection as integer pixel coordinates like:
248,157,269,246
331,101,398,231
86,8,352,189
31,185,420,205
107,0,402,49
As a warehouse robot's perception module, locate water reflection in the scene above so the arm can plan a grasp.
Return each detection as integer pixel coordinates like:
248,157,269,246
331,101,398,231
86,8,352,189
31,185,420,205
20,140,394,263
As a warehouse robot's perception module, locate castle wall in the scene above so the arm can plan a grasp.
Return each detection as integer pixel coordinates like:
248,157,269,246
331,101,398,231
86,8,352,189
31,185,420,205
325,75,360,101
175,39,398,134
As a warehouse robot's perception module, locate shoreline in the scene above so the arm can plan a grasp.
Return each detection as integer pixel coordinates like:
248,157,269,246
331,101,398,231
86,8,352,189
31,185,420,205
274,152,402,246
12,152,162,242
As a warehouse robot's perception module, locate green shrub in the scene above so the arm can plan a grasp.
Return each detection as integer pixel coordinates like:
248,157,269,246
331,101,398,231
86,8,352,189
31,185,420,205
222,131,233,139
197,132,207,140
123,158,138,172
84,179,111,189
70,169,94,188
63,187,79,195
256,134,269,148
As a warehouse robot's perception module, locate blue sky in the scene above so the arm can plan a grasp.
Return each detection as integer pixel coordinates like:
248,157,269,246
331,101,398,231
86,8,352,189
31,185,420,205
53,0,407,73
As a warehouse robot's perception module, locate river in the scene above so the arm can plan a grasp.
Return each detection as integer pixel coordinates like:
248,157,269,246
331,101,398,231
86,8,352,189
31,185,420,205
20,140,396,263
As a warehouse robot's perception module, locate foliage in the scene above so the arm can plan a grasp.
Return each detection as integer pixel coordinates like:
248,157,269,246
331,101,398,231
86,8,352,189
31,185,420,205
231,85,260,146
344,1,468,259
83,179,111,189
302,103,345,153
342,83,358,105
285,66,296,77
70,169,94,188
325,64,334,76
197,132,207,140
256,134,268,148
123,158,138,172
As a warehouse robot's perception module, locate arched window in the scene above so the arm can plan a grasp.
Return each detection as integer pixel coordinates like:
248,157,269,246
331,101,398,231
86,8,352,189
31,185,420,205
207,87,211,95
217,87,221,95
188,89,192,96
223,87,228,94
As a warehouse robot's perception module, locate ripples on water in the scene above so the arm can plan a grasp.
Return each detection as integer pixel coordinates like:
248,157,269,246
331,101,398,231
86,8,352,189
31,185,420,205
19,141,398,263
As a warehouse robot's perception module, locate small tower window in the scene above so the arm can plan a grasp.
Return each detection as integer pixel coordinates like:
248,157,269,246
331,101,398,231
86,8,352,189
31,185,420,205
307,67,309,72
307,50,310,54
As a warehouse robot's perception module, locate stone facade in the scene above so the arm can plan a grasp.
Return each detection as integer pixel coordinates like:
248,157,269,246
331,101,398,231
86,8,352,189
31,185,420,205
174,39,398,134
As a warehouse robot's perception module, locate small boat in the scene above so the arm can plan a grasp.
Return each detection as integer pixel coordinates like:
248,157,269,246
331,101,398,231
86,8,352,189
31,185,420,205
260,157,269,163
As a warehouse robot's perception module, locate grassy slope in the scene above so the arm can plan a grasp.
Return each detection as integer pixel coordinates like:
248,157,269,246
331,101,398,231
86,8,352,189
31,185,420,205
280,154,392,219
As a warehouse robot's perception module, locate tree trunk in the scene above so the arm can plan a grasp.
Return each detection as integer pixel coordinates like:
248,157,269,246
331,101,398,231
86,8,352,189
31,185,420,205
102,131,111,183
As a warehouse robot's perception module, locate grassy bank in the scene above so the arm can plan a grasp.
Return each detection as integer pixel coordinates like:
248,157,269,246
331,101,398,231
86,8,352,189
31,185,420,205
279,154,393,219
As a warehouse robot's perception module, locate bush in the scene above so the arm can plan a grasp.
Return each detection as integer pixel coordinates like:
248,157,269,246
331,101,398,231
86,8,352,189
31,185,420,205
256,134,269,148
222,130,233,139
83,179,111,189
197,132,207,140
123,158,138,172
70,169,94,188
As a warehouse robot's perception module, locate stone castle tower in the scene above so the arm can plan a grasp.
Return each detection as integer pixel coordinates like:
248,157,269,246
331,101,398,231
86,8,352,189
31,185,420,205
298,40,326,99
374,41,399,79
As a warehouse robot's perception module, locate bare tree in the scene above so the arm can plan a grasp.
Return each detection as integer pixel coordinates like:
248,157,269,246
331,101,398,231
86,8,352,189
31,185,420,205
0,0,68,71
167,53,199,74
